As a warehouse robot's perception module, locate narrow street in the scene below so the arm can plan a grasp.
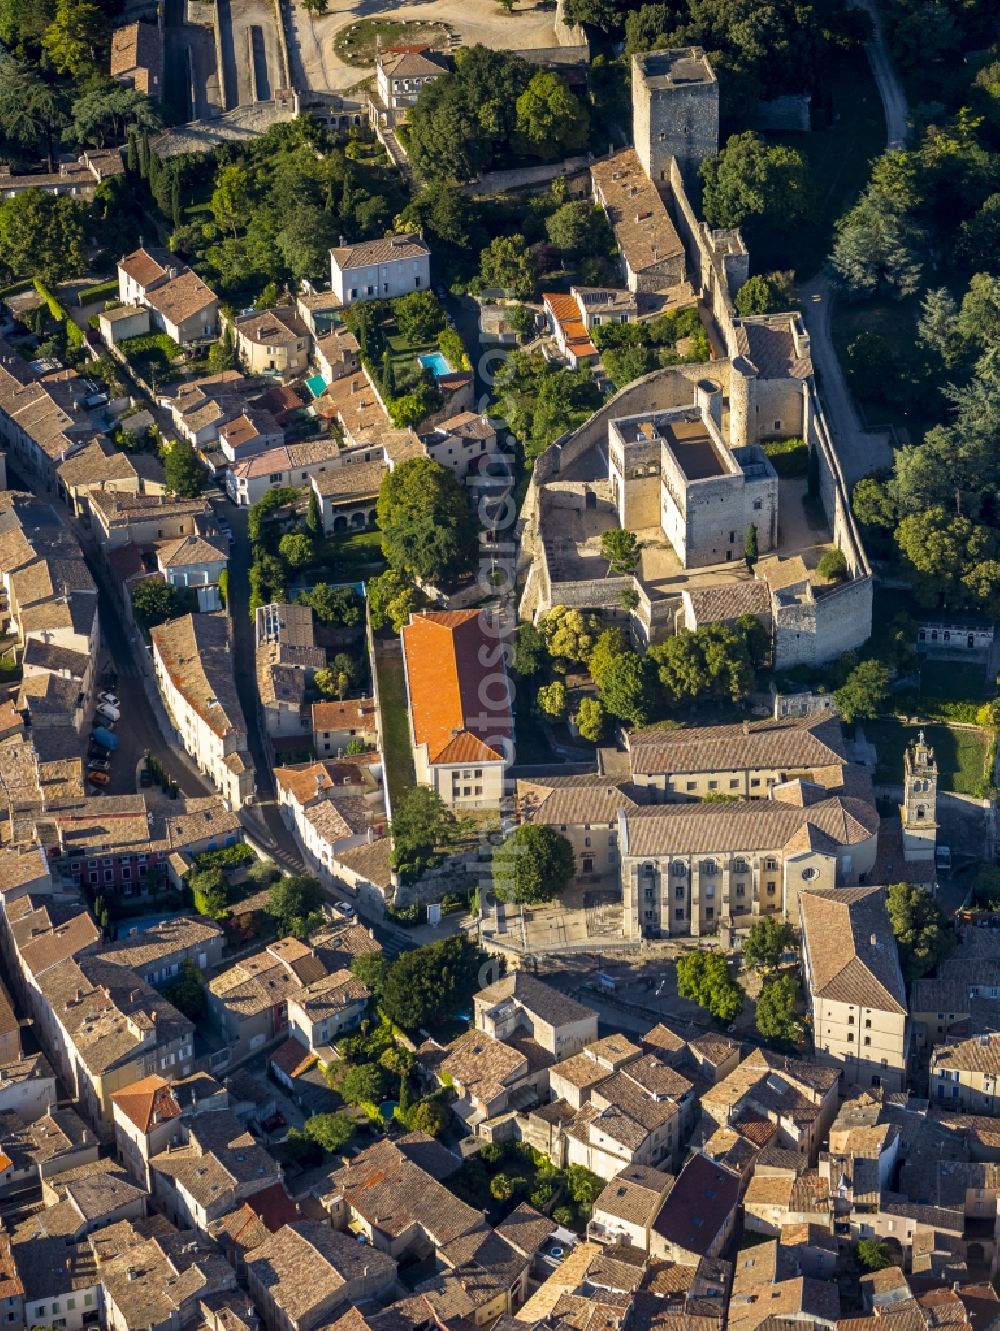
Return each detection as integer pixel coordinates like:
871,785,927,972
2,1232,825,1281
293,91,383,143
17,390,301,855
215,495,309,867
6,461,211,799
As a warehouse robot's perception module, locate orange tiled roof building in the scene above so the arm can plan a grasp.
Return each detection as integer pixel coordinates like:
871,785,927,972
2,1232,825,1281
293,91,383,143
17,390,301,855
400,610,513,809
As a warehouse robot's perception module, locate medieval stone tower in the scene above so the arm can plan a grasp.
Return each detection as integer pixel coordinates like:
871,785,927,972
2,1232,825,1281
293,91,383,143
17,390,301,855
632,47,720,192
901,731,938,863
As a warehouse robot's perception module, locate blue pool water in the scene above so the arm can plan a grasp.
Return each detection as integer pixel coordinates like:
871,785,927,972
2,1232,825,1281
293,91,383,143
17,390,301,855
418,351,452,378
115,911,183,935
306,373,328,398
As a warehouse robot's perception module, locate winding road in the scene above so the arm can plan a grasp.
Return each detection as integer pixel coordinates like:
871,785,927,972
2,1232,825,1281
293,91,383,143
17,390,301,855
798,0,910,487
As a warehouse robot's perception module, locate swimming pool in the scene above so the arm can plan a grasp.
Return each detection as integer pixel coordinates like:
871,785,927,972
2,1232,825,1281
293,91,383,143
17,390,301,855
306,373,328,398
418,351,452,378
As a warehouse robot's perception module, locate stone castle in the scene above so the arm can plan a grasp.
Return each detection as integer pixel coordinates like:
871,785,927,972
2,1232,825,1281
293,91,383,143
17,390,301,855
518,47,873,670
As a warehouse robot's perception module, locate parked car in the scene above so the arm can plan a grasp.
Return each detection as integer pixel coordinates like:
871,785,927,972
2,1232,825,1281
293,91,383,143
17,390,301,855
139,770,153,787
87,769,110,786
332,901,356,919
92,725,118,750
98,692,120,708
88,758,111,772
261,1112,286,1134
96,704,120,724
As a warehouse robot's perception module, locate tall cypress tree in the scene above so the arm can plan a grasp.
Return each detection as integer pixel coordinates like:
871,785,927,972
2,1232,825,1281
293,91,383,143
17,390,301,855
170,173,181,229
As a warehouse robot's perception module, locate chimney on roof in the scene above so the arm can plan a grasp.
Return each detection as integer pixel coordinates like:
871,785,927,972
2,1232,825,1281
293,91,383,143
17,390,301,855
870,934,877,947
742,722,750,737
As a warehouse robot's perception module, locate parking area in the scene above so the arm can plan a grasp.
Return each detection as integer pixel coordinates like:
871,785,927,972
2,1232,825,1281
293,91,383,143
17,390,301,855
288,0,563,94
219,0,284,108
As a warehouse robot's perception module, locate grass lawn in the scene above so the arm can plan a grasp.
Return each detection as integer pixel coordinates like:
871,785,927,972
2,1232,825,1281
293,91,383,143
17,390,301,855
769,48,884,279
334,18,451,67
322,528,386,578
830,291,934,441
119,331,182,384
865,717,991,795
893,660,994,724
762,436,807,478
372,638,416,811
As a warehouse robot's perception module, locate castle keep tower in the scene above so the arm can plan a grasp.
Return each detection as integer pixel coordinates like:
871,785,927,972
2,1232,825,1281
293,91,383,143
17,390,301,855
632,47,719,191
901,731,938,863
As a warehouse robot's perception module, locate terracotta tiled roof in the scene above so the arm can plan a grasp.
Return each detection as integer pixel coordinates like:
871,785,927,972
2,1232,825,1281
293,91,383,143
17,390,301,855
312,697,377,735
331,232,429,271
401,610,512,765
591,149,684,275
269,1036,316,1079
800,887,907,1015
145,268,217,324
620,795,878,858
118,247,177,287
628,714,846,777
545,292,597,359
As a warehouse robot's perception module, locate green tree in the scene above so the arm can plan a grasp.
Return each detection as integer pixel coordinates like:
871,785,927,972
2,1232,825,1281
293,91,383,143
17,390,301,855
744,523,759,572
381,349,396,400
675,952,743,1024
566,1164,603,1210
957,272,1000,350
539,606,601,667
917,286,965,367
42,0,106,77
958,195,1000,273
211,163,253,238
545,202,608,259
700,133,808,242
351,953,390,996
314,657,358,700
537,680,568,720
131,579,189,630
599,652,651,727
163,959,206,1020
340,1062,387,1107
600,528,642,575
377,935,487,1030
163,437,205,498
0,59,66,171
742,917,795,970
393,290,446,343
735,271,797,317
377,457,478,586
306,487,322,537
588,628,628,692
855,1239,895,1273
267,874,324,939
490,1173,514,1201
492,823,575,905
512,622,547,677
409,1098,449,1137
297,584,362,627
478,234,538,300
515,71,589,159
69,79,160,148
366,569,428,634
832,170,926,299
833,659,891,723
755,974,800,1044
390,786,458,876
886,881,955,982
852,477,897,529
190,866,228,919
0,190,84,283
278,533,314,568
301,0,328,12
575,696,606,743
818,548,848,582
303,1112,354,1152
